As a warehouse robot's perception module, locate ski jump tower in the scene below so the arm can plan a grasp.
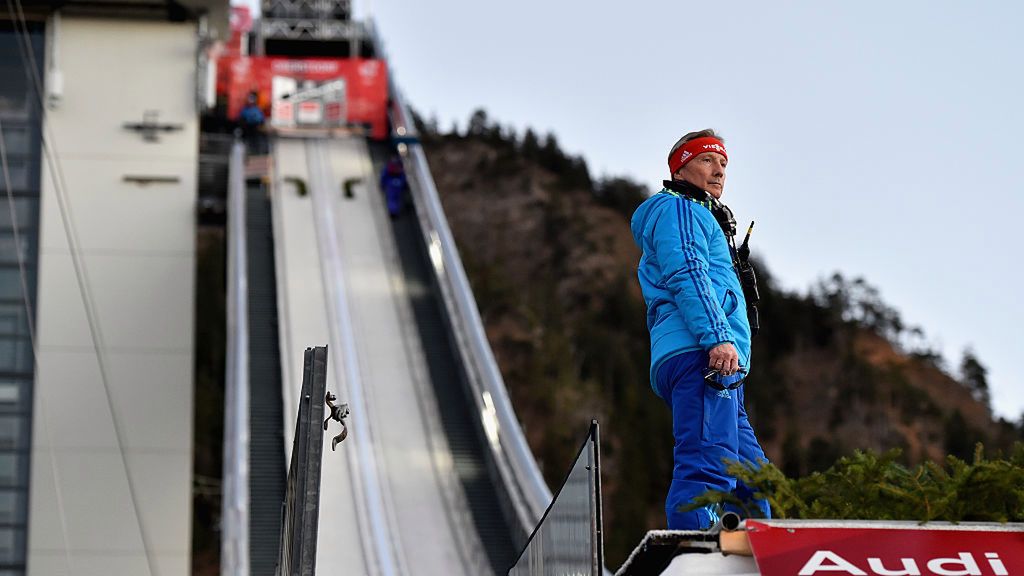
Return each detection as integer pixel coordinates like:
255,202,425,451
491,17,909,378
4,2,229,575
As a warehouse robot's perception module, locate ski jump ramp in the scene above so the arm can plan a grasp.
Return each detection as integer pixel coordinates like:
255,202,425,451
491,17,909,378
271,135,495,576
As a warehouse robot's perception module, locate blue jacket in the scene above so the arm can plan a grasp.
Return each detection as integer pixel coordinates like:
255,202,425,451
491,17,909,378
380,170,407,194
630,189,751,390
240,104,265,126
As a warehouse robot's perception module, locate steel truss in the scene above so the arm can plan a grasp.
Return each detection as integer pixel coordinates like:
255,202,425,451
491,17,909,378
260,18,364,41
261,0,351,20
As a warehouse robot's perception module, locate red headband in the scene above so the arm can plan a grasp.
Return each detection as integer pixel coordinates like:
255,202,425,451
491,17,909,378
668,137,728,175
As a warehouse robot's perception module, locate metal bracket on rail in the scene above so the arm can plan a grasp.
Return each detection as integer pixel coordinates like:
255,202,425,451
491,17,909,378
389,122,420,146
323,391,350,451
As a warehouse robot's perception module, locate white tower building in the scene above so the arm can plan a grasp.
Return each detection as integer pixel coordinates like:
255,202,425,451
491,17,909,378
0,1,228,574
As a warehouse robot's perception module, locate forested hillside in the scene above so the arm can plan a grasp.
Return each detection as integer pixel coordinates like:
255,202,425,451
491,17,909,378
415,110,1024,566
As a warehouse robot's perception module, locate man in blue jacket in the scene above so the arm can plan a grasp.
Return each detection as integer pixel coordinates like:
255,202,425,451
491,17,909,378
630,129,770,530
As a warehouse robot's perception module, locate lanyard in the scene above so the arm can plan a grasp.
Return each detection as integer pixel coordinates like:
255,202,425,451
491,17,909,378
659,188,714,212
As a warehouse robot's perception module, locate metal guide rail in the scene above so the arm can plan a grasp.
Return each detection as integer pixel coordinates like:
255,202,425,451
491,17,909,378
276,346,330,576
368,20,553,543
223,139,251,576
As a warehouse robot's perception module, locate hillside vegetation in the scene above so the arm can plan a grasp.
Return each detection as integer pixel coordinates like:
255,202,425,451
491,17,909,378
416,110,1024,566
691,445,1024,523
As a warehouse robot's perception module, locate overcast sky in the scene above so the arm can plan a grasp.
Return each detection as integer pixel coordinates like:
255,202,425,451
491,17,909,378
336,1,1024,419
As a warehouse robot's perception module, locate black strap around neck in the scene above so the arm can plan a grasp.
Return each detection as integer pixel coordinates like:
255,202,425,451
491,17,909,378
661,179,736,239
662,179,713,203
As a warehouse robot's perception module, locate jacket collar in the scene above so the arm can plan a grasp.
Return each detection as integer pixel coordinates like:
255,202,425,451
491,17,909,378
660,179,716,209
660,179,737,238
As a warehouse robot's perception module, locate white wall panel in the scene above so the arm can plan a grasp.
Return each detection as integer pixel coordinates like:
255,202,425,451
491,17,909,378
38,158,197,254
32,253,194,350
105,353,192,451
44,451,145,552
124,452,192,551
43,22,198,161
85,254,194,350
31,352,114,450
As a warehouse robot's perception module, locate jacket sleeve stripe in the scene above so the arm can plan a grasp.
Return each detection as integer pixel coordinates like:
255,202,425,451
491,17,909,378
677,201,731,340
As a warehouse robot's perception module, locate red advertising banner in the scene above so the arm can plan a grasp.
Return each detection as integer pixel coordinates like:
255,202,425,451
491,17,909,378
224,6,253,57
230,5,253,34
747,521,1024,575
216,56,389,139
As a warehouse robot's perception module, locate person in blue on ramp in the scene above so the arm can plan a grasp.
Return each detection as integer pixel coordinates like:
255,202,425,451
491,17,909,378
380,154,408,218
238,91,266,154
630,129,771,530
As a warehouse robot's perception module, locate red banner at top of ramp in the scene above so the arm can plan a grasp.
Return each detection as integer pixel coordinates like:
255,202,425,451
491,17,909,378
746,520,1024,575
217,56,389,139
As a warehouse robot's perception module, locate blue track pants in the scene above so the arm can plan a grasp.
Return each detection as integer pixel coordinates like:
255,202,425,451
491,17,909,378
654,350,771,530
384,184,404,216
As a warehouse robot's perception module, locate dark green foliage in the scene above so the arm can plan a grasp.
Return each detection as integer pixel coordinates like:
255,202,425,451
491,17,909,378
593,177,649,220
423,109,594,190
806,436,843,474
944,409,987,462
892,373,942,424
467,108,490,137
813,273,905,343
960,349,990,407
521,128,541,158
409,107,429,135
690,443,1024,522
530,132,591,189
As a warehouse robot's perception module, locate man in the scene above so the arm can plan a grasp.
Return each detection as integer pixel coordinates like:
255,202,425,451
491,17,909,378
629,129,770,530
238,91,266,154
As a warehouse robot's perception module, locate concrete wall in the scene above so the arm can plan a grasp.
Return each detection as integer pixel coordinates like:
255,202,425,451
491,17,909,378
27,17,197,576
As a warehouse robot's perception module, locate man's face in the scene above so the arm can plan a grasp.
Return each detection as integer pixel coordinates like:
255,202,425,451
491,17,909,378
675,151,727,198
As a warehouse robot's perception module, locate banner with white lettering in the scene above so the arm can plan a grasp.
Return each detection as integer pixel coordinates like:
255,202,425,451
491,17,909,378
216,56,388,138
746,520,1024,576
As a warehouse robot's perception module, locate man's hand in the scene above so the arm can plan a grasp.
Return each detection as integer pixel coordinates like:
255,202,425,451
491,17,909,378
708,343,740,376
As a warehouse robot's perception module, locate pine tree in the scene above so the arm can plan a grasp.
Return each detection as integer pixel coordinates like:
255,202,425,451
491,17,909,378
688,443,1024,522
520,128,540,158
467,108,489,137
960,348,990,408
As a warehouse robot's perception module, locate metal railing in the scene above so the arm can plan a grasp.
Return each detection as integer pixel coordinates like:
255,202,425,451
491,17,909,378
509,422,605,576
276,346,330,576
223,139,250,576
370,19,553,542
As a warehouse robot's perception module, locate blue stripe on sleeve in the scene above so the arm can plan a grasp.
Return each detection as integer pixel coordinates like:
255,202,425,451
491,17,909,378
677,201,730,341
